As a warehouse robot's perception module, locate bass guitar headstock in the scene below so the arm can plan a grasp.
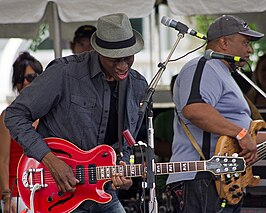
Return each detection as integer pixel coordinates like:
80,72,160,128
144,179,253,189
206,154,246,175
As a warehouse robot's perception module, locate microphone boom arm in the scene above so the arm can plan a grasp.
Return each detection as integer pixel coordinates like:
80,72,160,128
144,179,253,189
138,32,185,117
235,67,266,98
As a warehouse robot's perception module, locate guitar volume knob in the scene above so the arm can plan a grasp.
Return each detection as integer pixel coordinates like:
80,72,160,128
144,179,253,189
229,187,235,192
237,192,242,197
233,185,239,189
47,196,53,202
58,191,64,197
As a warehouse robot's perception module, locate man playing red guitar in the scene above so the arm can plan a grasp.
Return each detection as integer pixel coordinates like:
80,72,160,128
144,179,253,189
5,13,148,213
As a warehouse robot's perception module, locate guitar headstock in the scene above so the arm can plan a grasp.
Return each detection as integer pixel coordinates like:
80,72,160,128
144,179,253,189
206,155,246,175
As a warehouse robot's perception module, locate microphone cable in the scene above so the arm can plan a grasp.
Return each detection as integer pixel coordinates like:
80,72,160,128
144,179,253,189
167,40,207,63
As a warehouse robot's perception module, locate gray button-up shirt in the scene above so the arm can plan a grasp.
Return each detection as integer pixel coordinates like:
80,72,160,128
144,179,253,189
5,51,148,162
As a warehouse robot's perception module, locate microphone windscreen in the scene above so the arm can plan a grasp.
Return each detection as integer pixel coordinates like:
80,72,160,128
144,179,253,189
204,49,213,60
161,16,171,26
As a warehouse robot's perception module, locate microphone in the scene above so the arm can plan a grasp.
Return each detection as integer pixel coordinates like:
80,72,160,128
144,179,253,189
161,16,207,40
204,49,246,62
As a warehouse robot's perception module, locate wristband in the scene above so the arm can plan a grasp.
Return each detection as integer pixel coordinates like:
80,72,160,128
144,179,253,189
236,128,247,141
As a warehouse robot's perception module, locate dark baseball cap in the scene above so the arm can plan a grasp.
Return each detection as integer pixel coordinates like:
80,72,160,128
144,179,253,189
73,25,97,42
207,15,264,42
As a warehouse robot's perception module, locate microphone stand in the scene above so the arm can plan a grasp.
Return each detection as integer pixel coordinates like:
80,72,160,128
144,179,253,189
137,32,184,213
235,67,266,98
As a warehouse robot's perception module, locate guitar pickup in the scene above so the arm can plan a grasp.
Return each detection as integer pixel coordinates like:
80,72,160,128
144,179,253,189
88,164,97,184
76,165,85,184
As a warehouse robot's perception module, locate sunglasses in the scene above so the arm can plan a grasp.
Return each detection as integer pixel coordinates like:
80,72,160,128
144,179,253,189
24,73,38,83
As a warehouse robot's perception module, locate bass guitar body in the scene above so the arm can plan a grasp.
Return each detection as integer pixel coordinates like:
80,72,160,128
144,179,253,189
215,120,266,205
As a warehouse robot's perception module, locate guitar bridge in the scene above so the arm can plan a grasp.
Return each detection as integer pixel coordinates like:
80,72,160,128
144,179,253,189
22,168,48,190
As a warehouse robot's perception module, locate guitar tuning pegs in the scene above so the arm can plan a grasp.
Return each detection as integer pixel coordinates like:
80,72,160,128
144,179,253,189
234,173,239,178
232,153,238,157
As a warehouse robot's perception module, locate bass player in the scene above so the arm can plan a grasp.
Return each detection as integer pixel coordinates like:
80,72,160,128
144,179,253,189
166,15,266,213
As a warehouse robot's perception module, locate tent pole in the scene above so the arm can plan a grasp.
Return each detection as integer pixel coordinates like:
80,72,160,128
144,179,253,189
52,3,62,58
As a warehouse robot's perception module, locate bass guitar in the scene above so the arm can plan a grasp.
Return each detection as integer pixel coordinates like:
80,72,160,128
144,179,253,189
18,137,246,213
215,120,266,205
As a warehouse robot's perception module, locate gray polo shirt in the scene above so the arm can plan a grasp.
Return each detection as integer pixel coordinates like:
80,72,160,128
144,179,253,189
167,56,251,184
5,51,148,162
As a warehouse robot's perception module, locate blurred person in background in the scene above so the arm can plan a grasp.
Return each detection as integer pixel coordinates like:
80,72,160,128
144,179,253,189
0,51,43,213
70,25,97,54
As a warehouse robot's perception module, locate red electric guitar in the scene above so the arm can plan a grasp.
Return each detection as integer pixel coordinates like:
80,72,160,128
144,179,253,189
17,137,245,213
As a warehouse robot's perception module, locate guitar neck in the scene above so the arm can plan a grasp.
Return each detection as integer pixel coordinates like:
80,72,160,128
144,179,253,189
96,161,206,180
155,161,206,175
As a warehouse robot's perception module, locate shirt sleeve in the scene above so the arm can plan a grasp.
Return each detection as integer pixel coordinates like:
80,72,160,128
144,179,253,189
176,61,223,109
4,61,65,161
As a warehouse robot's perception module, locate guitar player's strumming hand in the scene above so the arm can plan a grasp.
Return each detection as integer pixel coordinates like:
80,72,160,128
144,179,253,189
42,152,79,193
236,130,257,167
111,161,133,190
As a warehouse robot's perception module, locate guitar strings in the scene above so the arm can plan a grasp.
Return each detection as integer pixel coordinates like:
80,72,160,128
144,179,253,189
257,143,266,160
22,165,145,183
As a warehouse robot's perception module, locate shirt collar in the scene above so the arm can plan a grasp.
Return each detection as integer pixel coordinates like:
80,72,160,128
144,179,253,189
90,51,103,78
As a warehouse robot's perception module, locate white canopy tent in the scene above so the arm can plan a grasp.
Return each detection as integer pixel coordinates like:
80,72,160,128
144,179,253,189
168,0,266,15
167,0,266,35
0,0,156,57
0,0,266,57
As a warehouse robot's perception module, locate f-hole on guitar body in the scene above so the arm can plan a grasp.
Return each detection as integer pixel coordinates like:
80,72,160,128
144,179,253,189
215,120,266,205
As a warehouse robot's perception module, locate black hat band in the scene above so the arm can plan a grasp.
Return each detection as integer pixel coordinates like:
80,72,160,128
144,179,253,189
95,35,136,49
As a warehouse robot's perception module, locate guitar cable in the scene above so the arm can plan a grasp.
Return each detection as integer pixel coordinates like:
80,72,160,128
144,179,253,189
132,140,147,213
216,178,227,213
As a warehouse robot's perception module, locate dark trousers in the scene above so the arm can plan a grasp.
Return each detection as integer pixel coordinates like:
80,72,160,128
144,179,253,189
169,178,242,213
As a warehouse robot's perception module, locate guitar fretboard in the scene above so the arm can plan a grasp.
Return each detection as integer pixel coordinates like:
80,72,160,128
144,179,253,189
95,161,206,180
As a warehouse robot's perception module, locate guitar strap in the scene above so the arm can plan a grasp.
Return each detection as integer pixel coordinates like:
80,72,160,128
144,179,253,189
178,56,208,160
117,77,128,157
178,115,206,160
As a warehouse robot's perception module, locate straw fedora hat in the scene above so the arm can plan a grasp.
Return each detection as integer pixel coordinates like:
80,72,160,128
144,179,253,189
91,13,144,58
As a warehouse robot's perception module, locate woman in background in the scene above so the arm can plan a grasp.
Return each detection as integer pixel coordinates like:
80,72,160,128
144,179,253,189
0,52,43,213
